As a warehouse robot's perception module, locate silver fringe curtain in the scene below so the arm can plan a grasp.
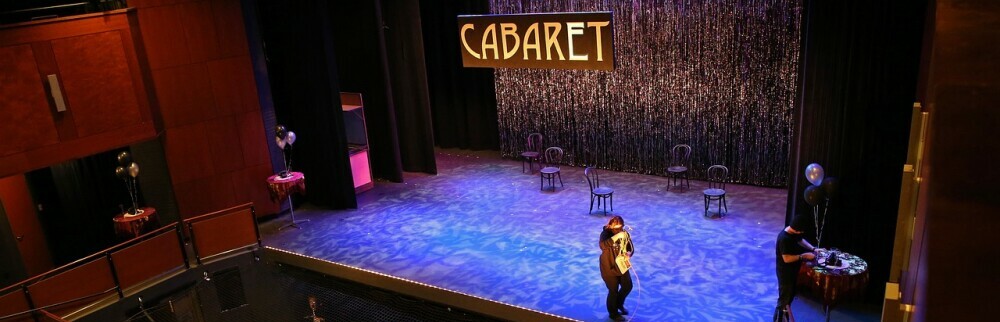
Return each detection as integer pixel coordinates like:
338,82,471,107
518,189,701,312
492,0,801,187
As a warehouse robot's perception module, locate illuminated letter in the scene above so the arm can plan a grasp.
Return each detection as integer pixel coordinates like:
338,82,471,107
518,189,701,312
500,23,520,59
543,22,565,61
566,22,588,61
587,21,610,61
522,23,541,60
460,24,480,59
482,24,499,59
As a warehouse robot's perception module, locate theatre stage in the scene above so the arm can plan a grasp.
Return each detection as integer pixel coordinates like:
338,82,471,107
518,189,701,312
260,150,878,322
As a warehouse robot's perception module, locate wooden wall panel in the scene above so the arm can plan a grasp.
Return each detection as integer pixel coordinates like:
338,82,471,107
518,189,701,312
179,1,222,63
0,175,53,276
231,163,277,216
204,117,245,173
237,111,268,167
211,0,250,58
0,45,59,156
136,5,191,69
152,63,217,128
207,56,260,117
110,231,184,290
162,123,215,183
51,31,141,137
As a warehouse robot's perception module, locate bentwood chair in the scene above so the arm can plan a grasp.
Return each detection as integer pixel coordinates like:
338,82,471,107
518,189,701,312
666,144,692,190
584,167,614,214
703,165,729,218
540,147,564,191
521,133,543,173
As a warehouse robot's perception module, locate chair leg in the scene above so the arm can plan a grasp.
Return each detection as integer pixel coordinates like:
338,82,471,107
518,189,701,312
704,195,709,217
589,194,595,213
540,174,543,190
722,195,728,214
685,172,690,189
610,193,614,211
557,172,563,187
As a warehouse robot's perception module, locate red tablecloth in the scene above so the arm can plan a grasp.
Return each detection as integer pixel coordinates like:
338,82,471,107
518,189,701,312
266,171,306,203
799,251,869,307
112,207,158,239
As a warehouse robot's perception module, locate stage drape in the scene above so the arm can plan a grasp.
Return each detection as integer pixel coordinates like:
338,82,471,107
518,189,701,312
383,0,438,174
330,1,438,182
256,0,357,209
420,0,500,150
490,0,802,186
787,0,926,300
25,150,133,265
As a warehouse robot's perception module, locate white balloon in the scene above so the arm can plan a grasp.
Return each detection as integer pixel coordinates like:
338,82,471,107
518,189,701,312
276,136,287,149
286,131,297,145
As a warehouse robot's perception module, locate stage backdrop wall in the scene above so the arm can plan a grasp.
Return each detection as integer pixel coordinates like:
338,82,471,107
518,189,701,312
492,0,801,186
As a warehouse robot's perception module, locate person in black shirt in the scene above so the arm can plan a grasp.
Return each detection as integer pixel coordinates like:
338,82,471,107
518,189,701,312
773,214,821,322
600,216,634,321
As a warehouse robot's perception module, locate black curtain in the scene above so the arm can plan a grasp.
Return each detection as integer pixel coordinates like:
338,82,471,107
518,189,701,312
787,0,926,300
330,0,405,183
25,150,137,265
419,0,499,150
256,0,357,209
383,0,437,174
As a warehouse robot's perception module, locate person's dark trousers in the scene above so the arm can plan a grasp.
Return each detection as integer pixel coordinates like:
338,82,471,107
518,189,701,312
772,281,796,322
602,273,633,316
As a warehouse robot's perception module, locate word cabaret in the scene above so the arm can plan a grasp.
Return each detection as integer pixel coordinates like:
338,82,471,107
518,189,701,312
458,12,614,70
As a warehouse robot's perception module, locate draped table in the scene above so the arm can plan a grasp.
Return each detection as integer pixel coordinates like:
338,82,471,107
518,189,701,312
799,251,869,321
266,171,307,229
112,207,158,239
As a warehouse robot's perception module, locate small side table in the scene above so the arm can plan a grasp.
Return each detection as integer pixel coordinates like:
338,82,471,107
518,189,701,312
799,251,869,321
267,172,307,229
112,207,158,240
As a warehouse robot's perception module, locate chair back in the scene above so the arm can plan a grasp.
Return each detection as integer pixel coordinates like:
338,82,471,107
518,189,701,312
584,167,601,191
543,147,563,168
671,144,692,167
706,165,728,190
525,133,543,154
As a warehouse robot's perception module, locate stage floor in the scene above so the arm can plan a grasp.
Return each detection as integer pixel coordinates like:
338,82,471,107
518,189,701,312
260,150,879,321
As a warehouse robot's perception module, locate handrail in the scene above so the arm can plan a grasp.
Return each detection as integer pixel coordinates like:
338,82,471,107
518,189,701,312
0,202,261,321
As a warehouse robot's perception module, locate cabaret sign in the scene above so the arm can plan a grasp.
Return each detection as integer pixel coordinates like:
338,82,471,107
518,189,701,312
457,12,614,70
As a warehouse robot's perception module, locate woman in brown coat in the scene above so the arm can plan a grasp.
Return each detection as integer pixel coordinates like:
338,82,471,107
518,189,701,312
599,216,634,321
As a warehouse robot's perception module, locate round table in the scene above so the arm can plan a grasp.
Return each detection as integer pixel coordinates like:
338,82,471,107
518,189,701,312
112,207,158,239
799,251,869,321
266,171,306,203
266,171,307,229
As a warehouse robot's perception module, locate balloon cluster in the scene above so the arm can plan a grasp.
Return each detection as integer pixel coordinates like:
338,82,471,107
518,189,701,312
275,124,297,177
803,163,838,247
114,151,141,215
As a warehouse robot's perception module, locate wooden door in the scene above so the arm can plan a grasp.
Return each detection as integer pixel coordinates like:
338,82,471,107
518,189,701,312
0,175,53,277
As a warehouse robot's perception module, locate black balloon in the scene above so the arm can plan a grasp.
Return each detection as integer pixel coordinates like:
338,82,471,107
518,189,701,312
803,185,826,206
116,151,132,166
821,177,839,199
115,166,127,179
275,124,287,140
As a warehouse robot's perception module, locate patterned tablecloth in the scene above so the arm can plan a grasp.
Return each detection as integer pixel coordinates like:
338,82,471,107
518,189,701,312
112,207,158,239
267,171,306,203
799,251,869,307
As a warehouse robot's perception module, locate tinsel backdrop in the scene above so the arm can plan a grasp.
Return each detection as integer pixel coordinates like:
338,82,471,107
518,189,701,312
492,0,801,186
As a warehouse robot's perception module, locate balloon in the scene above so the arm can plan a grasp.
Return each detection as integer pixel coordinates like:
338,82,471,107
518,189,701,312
286,131,297,145
117,151,132,166
115,166,127,179
821,177,839,199
805,163,825,186
803,185,826,206
276,136,287,149
128,162,140,178
275,124,287,140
